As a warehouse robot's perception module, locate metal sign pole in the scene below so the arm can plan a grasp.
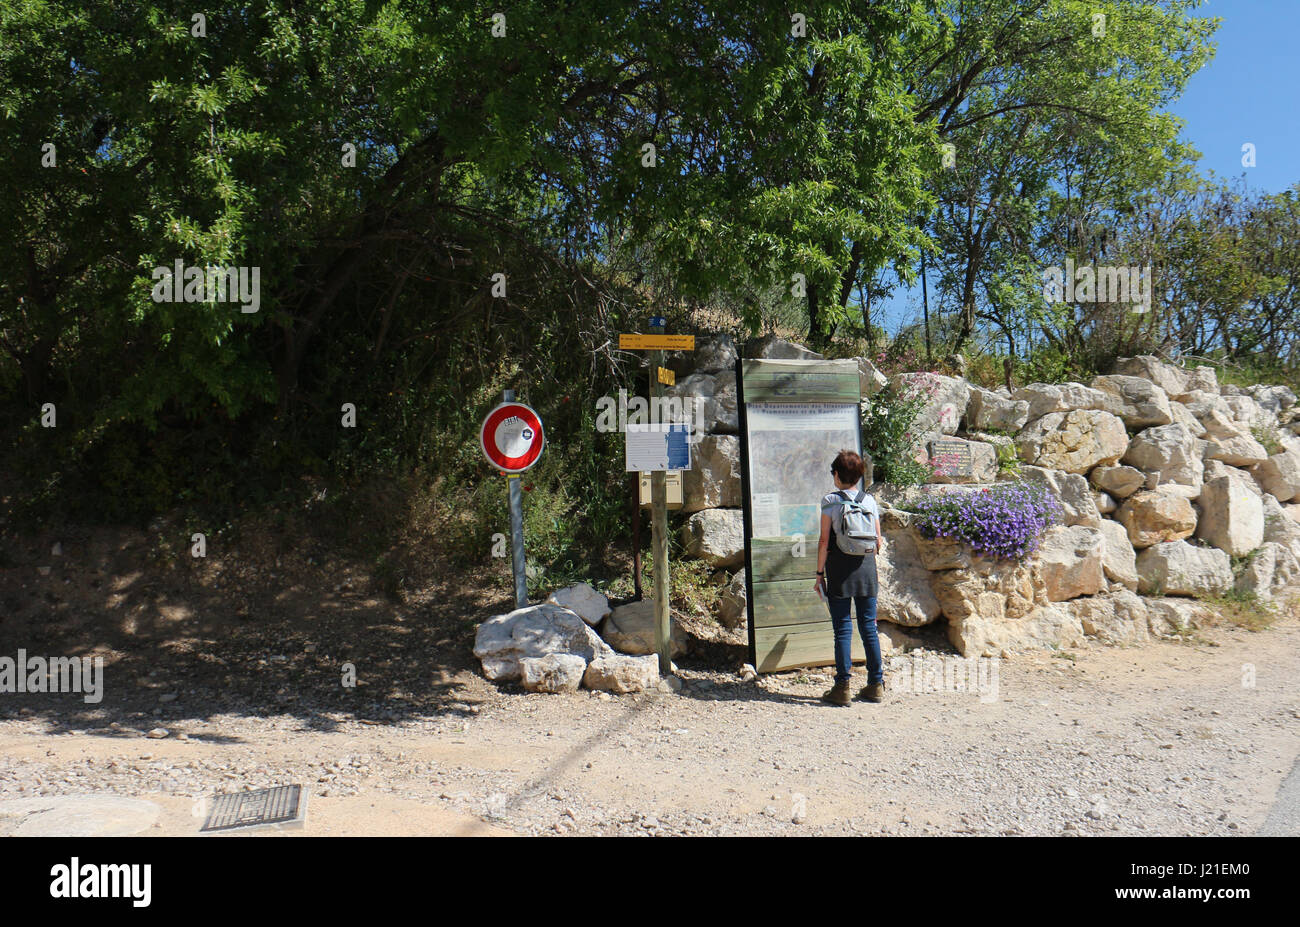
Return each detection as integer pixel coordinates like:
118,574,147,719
503,389,528,609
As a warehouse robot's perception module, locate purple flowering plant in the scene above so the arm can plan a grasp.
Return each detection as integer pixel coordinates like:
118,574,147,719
911,480,1062,560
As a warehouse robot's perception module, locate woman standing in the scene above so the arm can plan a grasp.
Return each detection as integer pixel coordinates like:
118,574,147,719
814,450,885,706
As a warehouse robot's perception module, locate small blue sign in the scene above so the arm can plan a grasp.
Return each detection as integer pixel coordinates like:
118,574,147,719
649,315,667,328
666,424,690,470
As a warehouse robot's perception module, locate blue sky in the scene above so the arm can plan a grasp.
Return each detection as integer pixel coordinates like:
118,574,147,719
873,0,1300,336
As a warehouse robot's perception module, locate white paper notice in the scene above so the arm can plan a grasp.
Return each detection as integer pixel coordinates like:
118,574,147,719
751,492,781,537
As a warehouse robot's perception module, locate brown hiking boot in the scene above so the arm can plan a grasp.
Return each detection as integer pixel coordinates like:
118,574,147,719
821,681,851,706
857,682,885,703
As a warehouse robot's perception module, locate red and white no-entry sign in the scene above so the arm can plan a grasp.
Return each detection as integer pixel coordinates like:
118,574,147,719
480,402,545,473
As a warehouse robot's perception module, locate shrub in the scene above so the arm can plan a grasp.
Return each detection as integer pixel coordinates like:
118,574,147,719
861,376,943,486
911,481,1062,560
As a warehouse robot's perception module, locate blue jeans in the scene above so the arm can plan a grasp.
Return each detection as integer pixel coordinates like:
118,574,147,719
827,595,883,685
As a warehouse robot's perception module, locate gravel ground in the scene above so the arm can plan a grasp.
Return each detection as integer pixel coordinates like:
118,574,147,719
1,615,1296,837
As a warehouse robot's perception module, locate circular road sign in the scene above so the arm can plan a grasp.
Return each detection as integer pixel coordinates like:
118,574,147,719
480,402,545,473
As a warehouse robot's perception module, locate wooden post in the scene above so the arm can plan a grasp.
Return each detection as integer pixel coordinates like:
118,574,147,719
651,349,671,675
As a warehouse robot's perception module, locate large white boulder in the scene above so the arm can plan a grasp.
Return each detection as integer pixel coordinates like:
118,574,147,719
854,357,889,397
474,603,614,682
965,386,1030,433
1015,409,1129,474
1253,450,1300,502
1089,464,1145,499
583,654,660,693
1234,542,1300,601
1013,382,1122,421
1070,589,1150,645
1194,475,1264,557
1112,356,1188,398
1136,541,1233,597
1090,375,1173,428
1098,519,1139,591
895,372,971,437
519,654,588,693
679,508,744,568
946,603,1084,658
749,335,823,360
681,435,742,512
546,583,612,627
1035,525,1106,602
876,529,943,626
601,599,688,657
1122,422,1203,497
1022,466,1102,528
1115,488,1198,549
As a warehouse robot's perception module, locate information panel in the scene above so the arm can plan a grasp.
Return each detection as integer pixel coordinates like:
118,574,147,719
737,359,866,673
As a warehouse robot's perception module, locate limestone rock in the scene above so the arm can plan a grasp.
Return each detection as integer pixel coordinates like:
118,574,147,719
582,654,660,693
1122,422,1203,497
876,529,943,627
1202,458,1261,496
1262,493,1300,559
691,334,738,374
1016,409,1129,473
1022,466,1102,528
1169,401,1206,438
1090,375,1173,428
1253,450,1300,502
1089,464,1145,499
1247,384,1298,415
474,603,613,682
1071,589,1150,645
910,527,973,571
854,357,888,397
1180,365,1220,398
1013,382,1122,422
519,653,588,693
929,554,1046,628
946,602,1084,658
717,569,747,629
679,508,744,568
748,335,823,360
1180,394,1241,439
545,583,611,627
1136,541,1233,596
1035,525,1106,602
665,371,738,435
896,372,971,437
1115,489,1198,549
1234,542,1300,601
965,387,1030,434
602,599,688,657
1143,597,1209,636
1113,356,1187,398
1203,431,1269,468
681,435,742,512
1194,475,1264,557
1098,519,1139,591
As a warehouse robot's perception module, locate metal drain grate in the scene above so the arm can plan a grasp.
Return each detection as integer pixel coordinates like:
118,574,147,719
200,785,306,833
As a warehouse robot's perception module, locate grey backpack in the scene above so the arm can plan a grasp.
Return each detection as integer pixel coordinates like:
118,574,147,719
834,490,876,555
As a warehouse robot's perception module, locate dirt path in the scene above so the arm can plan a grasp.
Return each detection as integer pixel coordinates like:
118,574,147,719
2,615,1296,837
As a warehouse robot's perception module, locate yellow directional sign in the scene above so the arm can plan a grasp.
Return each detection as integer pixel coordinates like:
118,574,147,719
657,366,676,386
619,334,696,351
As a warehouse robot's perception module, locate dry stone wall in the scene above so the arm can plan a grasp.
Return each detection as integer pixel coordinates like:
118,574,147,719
670,342,1300,657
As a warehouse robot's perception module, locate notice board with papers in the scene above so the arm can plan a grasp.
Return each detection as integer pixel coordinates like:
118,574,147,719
737,358,865,673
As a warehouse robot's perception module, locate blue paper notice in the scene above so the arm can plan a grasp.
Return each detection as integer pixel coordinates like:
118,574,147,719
666,424,690,469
